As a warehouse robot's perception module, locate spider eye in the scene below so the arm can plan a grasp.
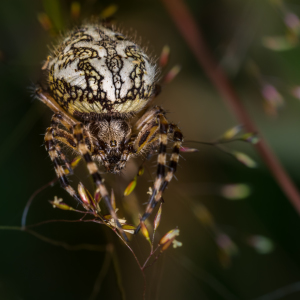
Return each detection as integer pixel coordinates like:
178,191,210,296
110,140,117,147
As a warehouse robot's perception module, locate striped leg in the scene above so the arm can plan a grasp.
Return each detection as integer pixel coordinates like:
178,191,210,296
44,127,83,205
73,124,128,241
53,128,77,150
118,146,133,170
135,114,169,233
149,125,183,211
51,112,73,131
54,144,73,175
51,113,76,174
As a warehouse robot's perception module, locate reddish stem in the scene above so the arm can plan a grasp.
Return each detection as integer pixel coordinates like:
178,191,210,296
142,245,161,270
161,0,300,214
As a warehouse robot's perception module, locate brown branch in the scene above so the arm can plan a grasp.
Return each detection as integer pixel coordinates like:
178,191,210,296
161,0,300,214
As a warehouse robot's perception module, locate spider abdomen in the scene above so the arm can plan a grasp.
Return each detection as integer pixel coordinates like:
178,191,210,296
48,24,157,116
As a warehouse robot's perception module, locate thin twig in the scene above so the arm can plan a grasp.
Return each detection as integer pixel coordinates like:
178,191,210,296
142,245,161,270
114,231,147,299
161,0,300,215
21,177,58,228
26,229,107,251
143,251,163,271
0,226,107,252
25,218,104,229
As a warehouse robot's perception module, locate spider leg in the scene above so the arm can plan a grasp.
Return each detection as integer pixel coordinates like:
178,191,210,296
44,127,83,205
146,125,183,215
53,143,73,175
36,88,77,127
119,147,133,170
73,123,128,241
38,89,78,173
50,113,77,174
53,128,77,150
38,88,126,239
37,88,84,205
135,113,170,233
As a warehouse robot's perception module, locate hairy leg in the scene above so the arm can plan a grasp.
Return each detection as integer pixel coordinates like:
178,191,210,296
73,123,128,241
133,107,173,233
44,126,83,205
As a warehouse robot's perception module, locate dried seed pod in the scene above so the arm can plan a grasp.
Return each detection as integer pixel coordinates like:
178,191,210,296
124,177,137,196
154,203,162,231
49,201,74,211
140,222,151,244
159,228,180,245
94,187,102,204
49,196,74,211
122,224,136,234
78,182,97,210
70,156,81,168
138,166,145,176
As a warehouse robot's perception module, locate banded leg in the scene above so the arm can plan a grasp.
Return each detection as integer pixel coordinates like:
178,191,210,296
157,124,183,197
50,114,76,173
51,112,73,131
118,146,133,170
54,144,73,175
53,128,77,150
37,91,84,206
135,114,169,233
73,123,128,241
145,125,183,221
44,127,82,205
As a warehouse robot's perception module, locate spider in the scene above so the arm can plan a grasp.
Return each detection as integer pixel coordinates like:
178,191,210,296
36,23,183,239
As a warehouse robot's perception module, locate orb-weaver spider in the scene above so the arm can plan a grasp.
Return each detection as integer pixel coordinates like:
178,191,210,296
36,23,183,239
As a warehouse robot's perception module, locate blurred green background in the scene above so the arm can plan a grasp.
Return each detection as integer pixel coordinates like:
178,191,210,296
1,0,300,299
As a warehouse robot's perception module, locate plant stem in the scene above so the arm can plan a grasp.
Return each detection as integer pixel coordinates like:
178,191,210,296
114,231,147,300
21,177,58,228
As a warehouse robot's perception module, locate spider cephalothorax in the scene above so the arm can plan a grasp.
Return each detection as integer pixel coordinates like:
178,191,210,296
37,23,183,238
85,118,132,173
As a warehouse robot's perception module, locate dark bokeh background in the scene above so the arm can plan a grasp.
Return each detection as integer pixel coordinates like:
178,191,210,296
1,0,300,299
